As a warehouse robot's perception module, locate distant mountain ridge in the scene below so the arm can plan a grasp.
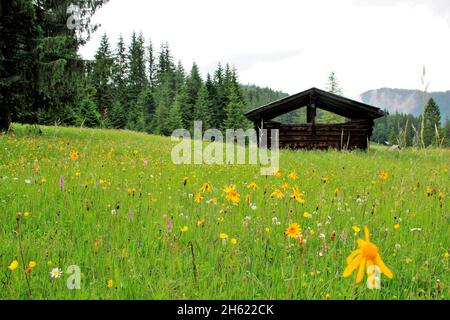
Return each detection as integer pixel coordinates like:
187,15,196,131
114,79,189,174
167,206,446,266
360,88,450,119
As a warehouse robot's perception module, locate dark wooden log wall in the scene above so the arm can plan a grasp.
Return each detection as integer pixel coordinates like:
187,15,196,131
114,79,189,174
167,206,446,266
257,119,374,150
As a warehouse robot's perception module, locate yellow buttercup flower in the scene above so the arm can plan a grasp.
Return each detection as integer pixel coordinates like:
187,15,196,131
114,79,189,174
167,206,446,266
219,233,228,240
264,227,270,233
8,260,19,271
285,223,301,239
197,219,205,226
394,223,400,230
352,226,361,234
107,279,113,288
343,226,393,284
29,261,37,269
230,238,237,245
180,226,189,233
322,175,329,183
303,211,310,218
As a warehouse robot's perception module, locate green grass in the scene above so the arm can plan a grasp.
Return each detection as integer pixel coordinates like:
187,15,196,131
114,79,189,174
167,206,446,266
0,124,448,300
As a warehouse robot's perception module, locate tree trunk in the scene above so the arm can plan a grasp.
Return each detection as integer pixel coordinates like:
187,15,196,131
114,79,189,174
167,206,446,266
0,107,11,132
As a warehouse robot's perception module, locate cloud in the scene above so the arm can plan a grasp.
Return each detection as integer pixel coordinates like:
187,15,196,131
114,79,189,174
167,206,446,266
212,49,303,73
352,0,450,25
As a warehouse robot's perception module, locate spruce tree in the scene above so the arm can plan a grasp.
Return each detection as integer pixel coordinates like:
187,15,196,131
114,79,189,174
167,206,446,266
112,34,128,105
148,40,157,88
322,71,345,123
92,33,114,119
127,32,147,104
0,0,40,131
421,98,442,147
181,63,202,129
167,94,184,133
212,63,228,128
194,84,212,130
222,68,250,131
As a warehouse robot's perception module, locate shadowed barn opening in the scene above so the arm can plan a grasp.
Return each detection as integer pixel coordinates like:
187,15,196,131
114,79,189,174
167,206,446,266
245,87,387,150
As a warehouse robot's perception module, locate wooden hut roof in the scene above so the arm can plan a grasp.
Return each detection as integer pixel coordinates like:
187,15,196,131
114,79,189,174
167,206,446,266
245,87,386,122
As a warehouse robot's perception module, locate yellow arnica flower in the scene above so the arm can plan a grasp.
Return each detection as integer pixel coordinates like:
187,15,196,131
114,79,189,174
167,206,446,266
264,227,270,233
247,182,258,190
394,223,400,230
379,170,388,181
352,226,361,233
223,184,236,194
271,189,285,199
322,176,329,183
70,151,79,161
29,261,37,269
219,233,228,240
288,171,298,180
194,193,204,203
303,211,310,218
290,186,305,204
343,226,393,284
107,279,113,288
225,189,240,205
285,223,301,239
230,238,237,245
200,182,212,193
8,260,19,271
273,169,281,177
180,226,189,233
197,219,205,226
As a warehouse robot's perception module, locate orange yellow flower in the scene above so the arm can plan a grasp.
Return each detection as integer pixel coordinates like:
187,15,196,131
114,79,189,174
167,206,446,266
194,193,204,203
288,171,298,180
180,226,189,233
107,279,113,288
224,185,240,205
343,226,393,284
271,188,285,199
200,182,212,193
379,170,388,181
8,260,19,271
28,261,36,269
230,238,237,245
219,233,228,240
290,186,305,204
247,182,258,190
70,151,79,161
285,223,301,239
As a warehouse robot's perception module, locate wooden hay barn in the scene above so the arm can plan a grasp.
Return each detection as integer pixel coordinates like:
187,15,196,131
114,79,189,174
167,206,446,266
245,87,386,150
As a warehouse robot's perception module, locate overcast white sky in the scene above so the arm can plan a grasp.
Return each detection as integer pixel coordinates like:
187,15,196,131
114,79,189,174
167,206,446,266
78,0,450,98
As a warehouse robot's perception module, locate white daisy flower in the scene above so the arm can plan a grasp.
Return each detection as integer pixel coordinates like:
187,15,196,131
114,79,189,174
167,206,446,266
50,268,63,279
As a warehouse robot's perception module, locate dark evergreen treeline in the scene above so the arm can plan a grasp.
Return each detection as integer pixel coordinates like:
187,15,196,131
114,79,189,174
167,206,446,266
372,98,450,147
0,0,108,132
80,33,256,134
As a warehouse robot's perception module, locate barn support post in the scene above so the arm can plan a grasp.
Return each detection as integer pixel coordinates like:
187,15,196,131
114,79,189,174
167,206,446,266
307,94,317,137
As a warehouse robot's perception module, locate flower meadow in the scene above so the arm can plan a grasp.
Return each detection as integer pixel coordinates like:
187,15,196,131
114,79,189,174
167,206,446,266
0,125,448,300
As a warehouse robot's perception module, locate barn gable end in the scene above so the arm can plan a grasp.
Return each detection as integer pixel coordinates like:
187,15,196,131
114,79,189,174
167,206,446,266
244,87,387,150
